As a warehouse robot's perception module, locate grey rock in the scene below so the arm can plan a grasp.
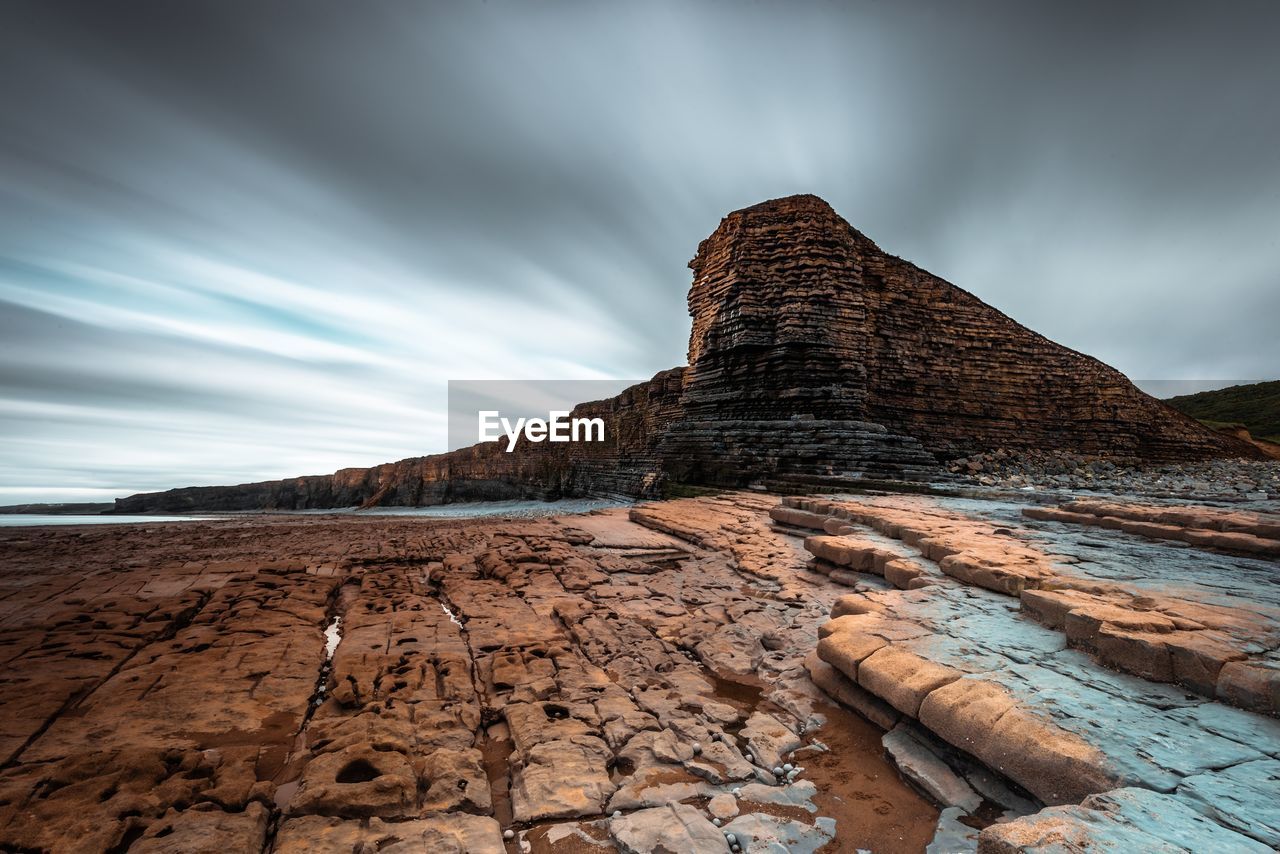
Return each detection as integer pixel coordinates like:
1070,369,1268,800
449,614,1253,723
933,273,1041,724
721,813,836,854
610,803,730,853
882,725,982,813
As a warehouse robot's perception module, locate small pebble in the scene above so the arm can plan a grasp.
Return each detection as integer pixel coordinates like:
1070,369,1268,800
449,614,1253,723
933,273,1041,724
773,766,783,775
612,810,622,819
692,741,702,754
725,832,737,844
782,763,793,772
503,829,514,840
713,817,722,827
732,787,741,796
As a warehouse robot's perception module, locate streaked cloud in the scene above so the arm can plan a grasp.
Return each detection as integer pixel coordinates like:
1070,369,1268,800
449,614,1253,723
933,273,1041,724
1,1,1277,503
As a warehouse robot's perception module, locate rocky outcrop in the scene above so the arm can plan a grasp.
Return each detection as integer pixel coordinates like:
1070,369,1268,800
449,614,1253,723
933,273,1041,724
116,368,687,512
115,195,1259,512
673,195,1257,466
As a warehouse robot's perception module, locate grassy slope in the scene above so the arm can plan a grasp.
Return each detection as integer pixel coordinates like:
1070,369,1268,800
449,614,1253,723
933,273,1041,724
1165,380,1280,443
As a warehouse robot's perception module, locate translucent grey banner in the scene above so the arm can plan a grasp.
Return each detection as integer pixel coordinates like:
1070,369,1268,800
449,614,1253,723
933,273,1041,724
447,380,642,452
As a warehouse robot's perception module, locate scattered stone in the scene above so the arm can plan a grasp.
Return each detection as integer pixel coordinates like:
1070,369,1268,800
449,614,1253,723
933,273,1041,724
708,793,739,821
882,724,982,813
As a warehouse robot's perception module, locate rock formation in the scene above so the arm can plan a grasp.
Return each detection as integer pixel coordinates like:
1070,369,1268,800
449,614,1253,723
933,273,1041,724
116,195,1259,512
773,491,1279,849
0,497,941,852
4,490,1276,851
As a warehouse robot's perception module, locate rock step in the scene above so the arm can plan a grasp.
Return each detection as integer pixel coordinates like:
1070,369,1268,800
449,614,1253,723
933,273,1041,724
794,492,1280,853
786,494,1280,718
1024,503,1280,557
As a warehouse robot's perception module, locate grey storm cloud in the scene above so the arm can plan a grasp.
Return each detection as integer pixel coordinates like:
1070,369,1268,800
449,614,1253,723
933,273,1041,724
1,1,1278,503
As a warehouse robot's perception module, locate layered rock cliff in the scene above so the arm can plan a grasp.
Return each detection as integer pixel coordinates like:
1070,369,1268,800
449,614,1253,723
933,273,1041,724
116,368,686,512
115,195,1259,512
677,195,1254,461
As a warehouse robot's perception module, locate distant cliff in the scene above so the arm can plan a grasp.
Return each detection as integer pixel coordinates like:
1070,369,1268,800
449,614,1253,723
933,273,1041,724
116,368,687,512
115,195,1260,513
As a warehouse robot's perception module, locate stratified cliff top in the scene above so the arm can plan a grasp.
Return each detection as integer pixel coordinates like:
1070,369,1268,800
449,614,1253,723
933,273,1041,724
679,193,1258,461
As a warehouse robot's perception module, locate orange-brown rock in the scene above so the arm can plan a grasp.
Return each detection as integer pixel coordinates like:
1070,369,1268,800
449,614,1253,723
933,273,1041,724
0,497,942,852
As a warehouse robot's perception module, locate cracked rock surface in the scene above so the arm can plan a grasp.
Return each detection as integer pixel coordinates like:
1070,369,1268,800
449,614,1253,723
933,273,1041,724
785,492,1280,852
0,496,938,853
5,489,1274,852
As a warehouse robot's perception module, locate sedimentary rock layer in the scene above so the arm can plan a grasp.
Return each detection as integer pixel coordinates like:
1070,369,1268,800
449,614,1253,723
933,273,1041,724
785,492,1279,851
116,368,687,512
677,195,1255,462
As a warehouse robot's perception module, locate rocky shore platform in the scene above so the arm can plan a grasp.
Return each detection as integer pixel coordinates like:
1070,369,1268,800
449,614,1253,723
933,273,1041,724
947,451,1279,503
1,489,1276,852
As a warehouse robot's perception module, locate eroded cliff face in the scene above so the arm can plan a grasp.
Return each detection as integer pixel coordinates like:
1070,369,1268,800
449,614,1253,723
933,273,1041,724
680,194,1254,461
115,368,687,512
115,195,1258,512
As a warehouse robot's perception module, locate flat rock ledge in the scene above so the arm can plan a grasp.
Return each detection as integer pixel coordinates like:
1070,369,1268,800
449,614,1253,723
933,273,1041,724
0,494,940,854
1,490,1274,853
788,493,1280,852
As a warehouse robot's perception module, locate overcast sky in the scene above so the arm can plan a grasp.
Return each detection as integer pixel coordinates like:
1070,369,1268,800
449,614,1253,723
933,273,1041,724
2,1,1277,504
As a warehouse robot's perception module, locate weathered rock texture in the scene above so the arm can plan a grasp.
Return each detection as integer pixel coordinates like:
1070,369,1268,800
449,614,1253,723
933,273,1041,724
115,195,1258,512
0,497,940,853
783,492,1280,851
668,195,1256,467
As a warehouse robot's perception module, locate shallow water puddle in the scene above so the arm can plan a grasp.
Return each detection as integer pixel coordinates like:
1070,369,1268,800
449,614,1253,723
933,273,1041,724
323,614,342,658
270,603,348,811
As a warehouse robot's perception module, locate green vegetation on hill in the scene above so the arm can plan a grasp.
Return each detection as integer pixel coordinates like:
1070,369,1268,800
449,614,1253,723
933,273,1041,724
1165,380,1280,443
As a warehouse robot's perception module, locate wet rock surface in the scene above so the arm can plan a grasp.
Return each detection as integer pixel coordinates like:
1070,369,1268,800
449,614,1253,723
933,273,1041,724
3,487,1275,852
0,496,938,853
786,491,1280,851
